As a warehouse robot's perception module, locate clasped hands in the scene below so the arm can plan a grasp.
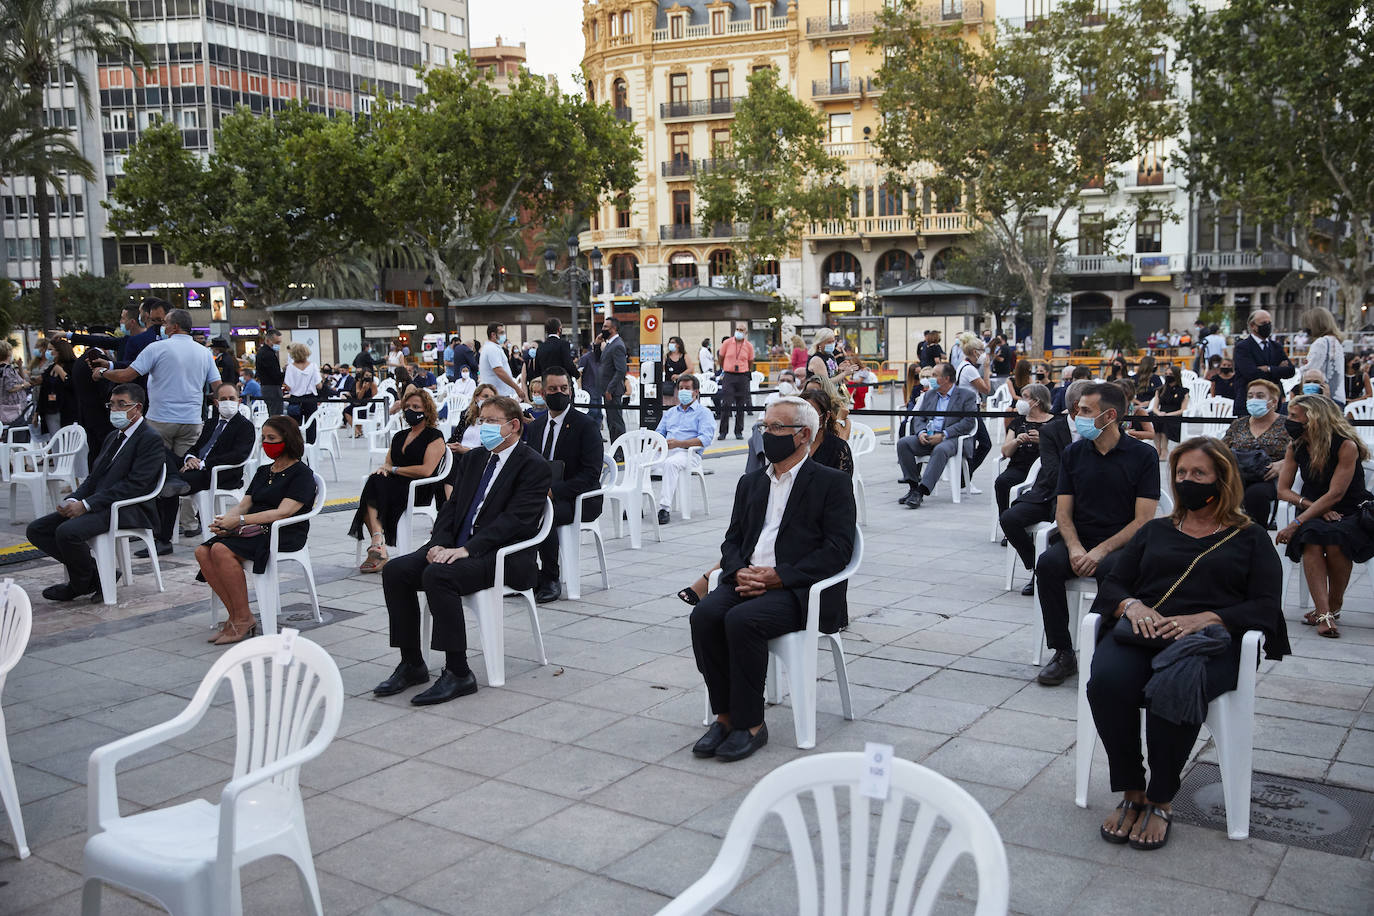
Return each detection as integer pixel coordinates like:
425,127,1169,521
1119,600,1216,641
426,545,469,564
208,512,242,536
57,499,87,519
1068,545,1108,577
734,565,781,597
917,430,945,447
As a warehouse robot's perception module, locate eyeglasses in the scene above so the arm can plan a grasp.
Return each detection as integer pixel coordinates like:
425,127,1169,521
754,422,805,435
104,402,135,411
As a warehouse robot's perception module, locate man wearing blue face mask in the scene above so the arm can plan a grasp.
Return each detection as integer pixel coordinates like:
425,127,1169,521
1034,383,1160,686
655,376,717,525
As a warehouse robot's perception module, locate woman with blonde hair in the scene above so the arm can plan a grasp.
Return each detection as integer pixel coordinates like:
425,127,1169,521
802,372,851,439
1276,394,1373,637
282,341,322,440
1296,306,1346,404
789,334,808,373
807,327,857,384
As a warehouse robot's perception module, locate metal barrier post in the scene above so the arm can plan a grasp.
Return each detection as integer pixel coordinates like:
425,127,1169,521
887,381,897,445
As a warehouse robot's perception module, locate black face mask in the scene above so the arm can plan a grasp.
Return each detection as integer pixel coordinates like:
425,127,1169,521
1255,322,1272,339
1219,367,1234,375
403,408,425,427
1175,479,1221,512
1284,419,1305,439
762,431,799,464
544,391,571,412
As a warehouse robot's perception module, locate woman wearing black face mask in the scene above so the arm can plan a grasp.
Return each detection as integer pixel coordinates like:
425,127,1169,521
1344,356,1371,403
1275,394,1374,637
1086,437,1288,850
346,372,377,436
349,387,446,572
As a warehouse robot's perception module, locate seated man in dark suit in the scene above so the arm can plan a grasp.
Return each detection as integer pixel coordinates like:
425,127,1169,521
522,367,604,603
374,395,552,705
689,396,857,762
159,382,256,548
26,383,164,601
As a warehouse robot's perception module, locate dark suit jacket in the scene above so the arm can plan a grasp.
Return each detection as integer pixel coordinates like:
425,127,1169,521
1020,415,1073,505
72,420,164,530
720,460,857,633
215,351,239,388
256,346,283,386
598,336,628,398
911,386,979,440
1232,335,1295,416
427,442,552,589
533,335,577,380
523,408,604,525
450,343,479,377
180,413,256,489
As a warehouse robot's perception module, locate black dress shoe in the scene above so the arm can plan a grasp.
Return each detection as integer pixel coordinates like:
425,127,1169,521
692,721,731,758
897,488,918,505
134,541,173,559
658,508,670,525
411,667,478,705
1036,649,1078,686
373,661,430,697
905,491,924,509
181,525,204,539
42,582,94,602
534,582,561,603
715,723,768,762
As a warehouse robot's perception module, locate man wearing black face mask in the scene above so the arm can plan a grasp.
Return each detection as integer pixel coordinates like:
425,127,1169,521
688,396,856,762
1232,309,1293,417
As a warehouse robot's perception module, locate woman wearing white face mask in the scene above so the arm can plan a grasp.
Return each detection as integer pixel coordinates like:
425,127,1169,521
995,383,1053,516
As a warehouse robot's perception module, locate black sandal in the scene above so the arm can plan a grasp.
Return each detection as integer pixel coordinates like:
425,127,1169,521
1129,804,1173,851
1099,799,1145,844
677,587,700,606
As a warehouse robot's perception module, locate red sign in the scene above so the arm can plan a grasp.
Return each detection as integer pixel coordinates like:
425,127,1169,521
644,313,659,333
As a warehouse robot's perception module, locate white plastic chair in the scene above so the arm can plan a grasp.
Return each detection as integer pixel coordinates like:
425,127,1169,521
704,528,864,749
848,421,876,526
0,426,35,484
911,430,976,503
301,412,339,482
0,579,33,859
1182,394,1233,441
605,429,667,549
92,466,167,607
572,388,590,406
1180,368,1199,387
367,414,402,463
1075,612,1264,840
671,445,711,520
417,498,555,684
1186,377,1214,408
210,472,325,636
557,456,613,600
8,424,86,522
249,400,268,428
82,630,343,916
1027,523,1096,664
352,448,451,564
657,751,1010,916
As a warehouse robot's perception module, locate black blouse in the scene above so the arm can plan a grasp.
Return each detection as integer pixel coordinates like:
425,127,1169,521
244,461,317,553
812,433,854,476
1091,518,1290,659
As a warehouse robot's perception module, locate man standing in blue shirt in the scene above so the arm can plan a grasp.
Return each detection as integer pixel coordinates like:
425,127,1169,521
656,376,716,525
122,298,169,363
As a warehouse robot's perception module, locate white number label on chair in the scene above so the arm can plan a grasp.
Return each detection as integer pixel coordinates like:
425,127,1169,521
859,742,894,800
274,628,300,666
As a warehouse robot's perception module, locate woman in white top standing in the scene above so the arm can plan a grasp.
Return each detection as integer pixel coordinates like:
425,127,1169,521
956,337,993,493
698,338,715,377
282,342,323,441
1296,306,1346,405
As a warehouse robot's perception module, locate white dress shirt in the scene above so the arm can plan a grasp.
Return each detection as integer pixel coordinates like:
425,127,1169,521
541,409,566,457
749,456,806,568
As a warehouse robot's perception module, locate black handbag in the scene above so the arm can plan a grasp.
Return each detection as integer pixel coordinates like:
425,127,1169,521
1113,526,1241,649
1356,499,1374,534
1232,448,1271,485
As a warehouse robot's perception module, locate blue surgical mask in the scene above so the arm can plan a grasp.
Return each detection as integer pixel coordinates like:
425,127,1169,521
921,377,937,390
824,343,835,354
478,421,507,450
1302,383,1321,395
44,349,54,360
497,334,507,345
677,389,694,406
109,409,131,430
1075,414,1103,441
528,348,536,358
533,395,545,407
1246,398,1270,418
734,331,745,341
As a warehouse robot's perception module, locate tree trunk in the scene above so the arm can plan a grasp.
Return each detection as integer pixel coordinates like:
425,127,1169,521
1340,277,1366,331
35,179,55,332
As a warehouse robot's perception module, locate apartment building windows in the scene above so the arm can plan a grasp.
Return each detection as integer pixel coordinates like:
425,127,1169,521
876,185,903,217
828,112,852,143
1024,215,1048,249
711,128,731,158
616,195,631,229
1135,214,1162,253
1078,213,1104,256
620,11,631,35
670,132,690,167
670,14,683,38
670,72,688,106
609,12,619,36
829,49,850,89
107,68,124,88
613,79,629,110
754,4,768,30
431,10,445,30
178,108,199,128
710,69,730,112
452,17,465,36
107,110,128,131
179,65,195,83
1218,202,1237,249
1138,137,1165,185
711,9,724,34
672,190,692,225
829,0,849,26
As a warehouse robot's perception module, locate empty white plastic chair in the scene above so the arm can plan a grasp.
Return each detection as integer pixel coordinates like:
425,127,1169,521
91,466,167,607
657,751,1010,916
605,429,667,549
848,421,876,525
0,579,33,859
210,472,325,636
556,456,613,600
1075,612,1264,840
249,400,268,428
82,630,343,916
300,411,339,482
0,426,34,484
8,424,86,523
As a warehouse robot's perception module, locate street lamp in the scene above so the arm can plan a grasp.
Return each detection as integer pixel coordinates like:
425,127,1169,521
544,242,603,345
912,248,926,280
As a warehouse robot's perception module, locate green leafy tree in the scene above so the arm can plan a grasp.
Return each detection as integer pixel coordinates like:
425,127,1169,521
942,229,1067,336
1179,0,1373,327
1087,319,1138,354
0,0,148,329
108,106,383,307
695,68,847,289
874,0,1179,353
53,270,131,327
369,59,639,303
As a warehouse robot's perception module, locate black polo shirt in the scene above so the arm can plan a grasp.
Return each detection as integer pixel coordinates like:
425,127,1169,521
1056,433,1160,547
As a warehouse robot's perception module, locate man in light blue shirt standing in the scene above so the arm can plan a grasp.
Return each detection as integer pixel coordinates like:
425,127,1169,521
656,375,716,525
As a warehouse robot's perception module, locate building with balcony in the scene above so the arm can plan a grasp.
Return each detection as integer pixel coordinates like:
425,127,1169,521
470,35,524,94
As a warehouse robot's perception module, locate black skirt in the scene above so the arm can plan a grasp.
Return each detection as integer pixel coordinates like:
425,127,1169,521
1284,512,1374,564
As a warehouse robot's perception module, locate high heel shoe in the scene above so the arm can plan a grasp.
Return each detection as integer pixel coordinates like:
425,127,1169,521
213,620,259,645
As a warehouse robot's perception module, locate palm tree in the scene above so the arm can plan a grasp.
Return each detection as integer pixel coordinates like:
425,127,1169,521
0,0,148,330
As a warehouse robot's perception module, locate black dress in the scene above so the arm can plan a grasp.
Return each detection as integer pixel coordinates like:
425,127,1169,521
200,461,317,574
1284,433,1374,563
38,364,76,433
995,417,1043,512
812,433,854,476
663,352,688,386
348,426,444,546
1154,382,1187,442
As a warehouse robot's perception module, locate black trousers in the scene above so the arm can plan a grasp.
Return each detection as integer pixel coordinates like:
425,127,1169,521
1034,536,1124,650
1087,629,1239,803
261,384,284,416
156,468,216,542
27,509,111,590
1241,479,1277,525
717,371,752,437
382,546,499,655
994,464,1032,514
968,419,993,473
1000,498,1055,570
605,392,625,443
690,583,804,730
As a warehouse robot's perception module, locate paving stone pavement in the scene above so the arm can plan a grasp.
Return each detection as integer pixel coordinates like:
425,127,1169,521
1,428,1372,914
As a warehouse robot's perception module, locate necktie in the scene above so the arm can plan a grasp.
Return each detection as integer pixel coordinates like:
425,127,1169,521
100,432,126,476
543,418,558,459
456,454,499,548
198,420,227,460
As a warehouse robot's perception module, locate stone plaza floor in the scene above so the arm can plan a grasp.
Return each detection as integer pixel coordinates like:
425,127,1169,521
0,424,1372,914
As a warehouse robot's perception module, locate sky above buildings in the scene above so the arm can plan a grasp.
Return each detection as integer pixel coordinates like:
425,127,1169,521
471,0,586,95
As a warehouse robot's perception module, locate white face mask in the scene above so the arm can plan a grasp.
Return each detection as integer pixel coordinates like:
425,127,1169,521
778,381,796,396
217,401,239,420
1016,400,1031,416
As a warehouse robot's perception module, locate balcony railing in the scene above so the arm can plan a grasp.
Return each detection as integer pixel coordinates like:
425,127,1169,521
659,157,740,178
613,106,632,122
806,212,974,239
659,222,747,241
821,140,874,159
1063,254,1133,274
811,77,876,98
651,16,788,42
1126,167,1178,190
1193,251,1293,271
922,211,974,233
659,97,743,120
581,227,642,248
805,10,879,36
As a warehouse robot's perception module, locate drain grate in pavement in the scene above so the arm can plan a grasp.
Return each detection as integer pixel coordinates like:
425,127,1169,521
1171,762,1374,857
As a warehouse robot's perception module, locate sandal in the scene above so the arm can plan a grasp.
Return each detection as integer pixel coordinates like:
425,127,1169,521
1315,612,1340,638
1099,798,1145,844
1128,805,1173,851
213,620,259,645
359,542,388,574
1302,609,1340,626
677,587,701,606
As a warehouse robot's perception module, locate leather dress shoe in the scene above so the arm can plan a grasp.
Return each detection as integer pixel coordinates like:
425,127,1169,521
715,722,768,762
411,667,479,705
534,582,561,603
658,508,670,525
134,541,173,559
42,581,96,602
373,661,430,697
181,525,204,539
1036,649,1078,687
1021,577,1036,597
692,721,731,758
905,491,924,509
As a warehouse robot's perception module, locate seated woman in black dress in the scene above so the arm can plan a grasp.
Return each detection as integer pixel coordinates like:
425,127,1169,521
350,387,446,572
995,382,1051,515
1088,437,1288,850
346,371,377,436
195,416,318,645
1276,394,1372,638
1148,364,1189,459
799,389,853,475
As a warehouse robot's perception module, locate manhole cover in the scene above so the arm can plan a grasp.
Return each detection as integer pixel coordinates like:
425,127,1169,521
1171,762,1374,857
279,604,363,630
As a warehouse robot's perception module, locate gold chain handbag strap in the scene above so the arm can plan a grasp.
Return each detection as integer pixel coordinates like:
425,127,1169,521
1153,526,1242,612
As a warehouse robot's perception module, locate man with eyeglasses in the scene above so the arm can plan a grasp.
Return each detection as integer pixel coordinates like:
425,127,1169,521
374,395,551,705
26,384,164,602
689,396,856,762
655,375,716,525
